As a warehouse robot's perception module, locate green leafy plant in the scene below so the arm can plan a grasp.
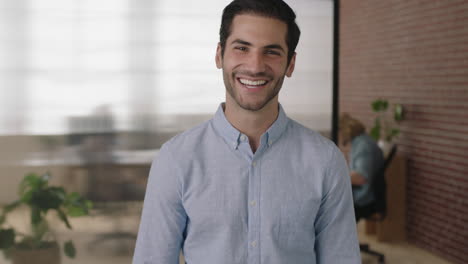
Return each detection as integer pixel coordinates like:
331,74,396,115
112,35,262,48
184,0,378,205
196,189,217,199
370,99,404,142
0,172,92,259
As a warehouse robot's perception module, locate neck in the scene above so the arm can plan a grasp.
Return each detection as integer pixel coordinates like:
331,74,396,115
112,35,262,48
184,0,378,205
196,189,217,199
224,97,279,152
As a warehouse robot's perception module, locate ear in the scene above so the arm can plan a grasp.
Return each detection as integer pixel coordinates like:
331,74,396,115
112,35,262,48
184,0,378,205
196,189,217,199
285,52,296,77
215,43,223,69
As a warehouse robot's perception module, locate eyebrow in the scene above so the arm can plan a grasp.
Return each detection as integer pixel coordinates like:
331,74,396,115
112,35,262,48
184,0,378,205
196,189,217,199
264,44,285,53
231,39,285,53
231,39,251,46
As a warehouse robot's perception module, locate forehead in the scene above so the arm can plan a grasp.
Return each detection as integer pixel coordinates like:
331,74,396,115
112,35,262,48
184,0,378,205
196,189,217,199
228,14,288,47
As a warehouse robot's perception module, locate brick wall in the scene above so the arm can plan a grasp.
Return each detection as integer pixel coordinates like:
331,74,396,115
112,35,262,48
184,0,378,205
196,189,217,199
339,1,468,263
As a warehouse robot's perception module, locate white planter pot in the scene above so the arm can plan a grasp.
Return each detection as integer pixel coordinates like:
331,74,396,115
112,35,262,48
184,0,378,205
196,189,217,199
378,139,394,159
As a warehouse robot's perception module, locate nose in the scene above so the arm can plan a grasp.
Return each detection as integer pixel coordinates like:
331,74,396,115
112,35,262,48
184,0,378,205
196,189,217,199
245,51,266,74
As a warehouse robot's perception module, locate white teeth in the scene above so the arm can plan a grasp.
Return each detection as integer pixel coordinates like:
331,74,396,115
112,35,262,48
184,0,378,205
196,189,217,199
239,78,267,86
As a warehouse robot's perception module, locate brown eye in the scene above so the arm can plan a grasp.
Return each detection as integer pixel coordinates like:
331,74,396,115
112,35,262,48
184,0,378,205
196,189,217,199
265,50,280,55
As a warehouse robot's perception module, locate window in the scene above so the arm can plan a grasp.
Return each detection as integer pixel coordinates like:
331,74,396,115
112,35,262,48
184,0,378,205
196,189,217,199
0,0,333,136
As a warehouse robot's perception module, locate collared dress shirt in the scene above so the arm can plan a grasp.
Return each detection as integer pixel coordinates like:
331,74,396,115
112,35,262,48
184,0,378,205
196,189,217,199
133,104,361,264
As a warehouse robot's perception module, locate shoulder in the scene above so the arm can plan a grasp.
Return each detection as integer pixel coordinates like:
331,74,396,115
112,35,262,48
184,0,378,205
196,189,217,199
151,119,215,175
286,118,338,154
283,119,343,170
161,119,213,152
285,119,349,189
352,134,374,147
351,134,381,155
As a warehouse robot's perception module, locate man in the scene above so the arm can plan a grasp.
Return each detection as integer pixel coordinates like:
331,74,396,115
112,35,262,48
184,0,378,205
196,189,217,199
133,0,360,263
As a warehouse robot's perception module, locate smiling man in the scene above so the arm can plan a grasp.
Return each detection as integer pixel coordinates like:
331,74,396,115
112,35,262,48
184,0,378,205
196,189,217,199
133,1,360,264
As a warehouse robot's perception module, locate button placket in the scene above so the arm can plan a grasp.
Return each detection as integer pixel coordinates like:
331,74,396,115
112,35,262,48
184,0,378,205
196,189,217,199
247,158,260,264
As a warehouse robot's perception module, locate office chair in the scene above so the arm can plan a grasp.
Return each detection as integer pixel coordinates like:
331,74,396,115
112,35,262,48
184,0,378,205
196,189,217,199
359,145,398,264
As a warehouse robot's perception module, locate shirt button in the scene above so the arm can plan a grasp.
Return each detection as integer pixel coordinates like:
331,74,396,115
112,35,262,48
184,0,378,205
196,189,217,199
240,135,247,141
250,200,256,206
268,140,273,146
251,241,257,247
252,162,257,167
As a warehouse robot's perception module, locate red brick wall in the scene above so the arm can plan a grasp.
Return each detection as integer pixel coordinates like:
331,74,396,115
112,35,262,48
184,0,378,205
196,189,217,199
339,1,468,263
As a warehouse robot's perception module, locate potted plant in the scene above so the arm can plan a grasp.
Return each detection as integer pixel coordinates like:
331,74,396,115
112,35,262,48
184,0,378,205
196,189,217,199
0,172,92,264
369,99,404,156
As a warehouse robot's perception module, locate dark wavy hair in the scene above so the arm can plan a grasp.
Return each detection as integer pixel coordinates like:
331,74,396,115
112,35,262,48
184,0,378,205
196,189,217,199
219,0,301,65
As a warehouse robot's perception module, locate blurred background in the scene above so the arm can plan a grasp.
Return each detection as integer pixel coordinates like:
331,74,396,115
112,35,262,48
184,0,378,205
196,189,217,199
1,0,467,264
0,0,332,201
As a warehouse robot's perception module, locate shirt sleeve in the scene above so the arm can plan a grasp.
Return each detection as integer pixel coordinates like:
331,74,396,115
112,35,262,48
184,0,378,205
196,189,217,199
133,144,187,264
314,146,361,264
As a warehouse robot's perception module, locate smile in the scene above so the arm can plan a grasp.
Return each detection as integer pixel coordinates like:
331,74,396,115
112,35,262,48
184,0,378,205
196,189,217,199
238,78,269,89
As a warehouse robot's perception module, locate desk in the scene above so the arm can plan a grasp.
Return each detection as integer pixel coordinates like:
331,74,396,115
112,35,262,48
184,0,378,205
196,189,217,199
12,148,159,202
365,154,407,242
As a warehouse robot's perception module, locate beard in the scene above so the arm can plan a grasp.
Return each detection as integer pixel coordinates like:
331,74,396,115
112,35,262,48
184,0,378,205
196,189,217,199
223,69,285,112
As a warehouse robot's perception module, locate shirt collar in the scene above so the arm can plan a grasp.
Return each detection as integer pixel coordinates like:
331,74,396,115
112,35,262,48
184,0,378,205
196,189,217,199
264,103,289,147
212,103,289,150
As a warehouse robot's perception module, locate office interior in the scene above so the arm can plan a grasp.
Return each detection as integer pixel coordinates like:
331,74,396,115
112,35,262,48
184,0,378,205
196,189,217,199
0,0,466,264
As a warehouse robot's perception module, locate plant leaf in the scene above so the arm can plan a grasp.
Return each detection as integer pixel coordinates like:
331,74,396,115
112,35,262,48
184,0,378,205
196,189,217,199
57,209,72,229
20,190,34,204
0,228,15,249
370,126,379,141
394,104,404,121
66,207,87,217
19,173,47,196
370,117,381,141
65,192,92,217
31,187,65,211
31,218,48,244
41,172,51,182
371,99,388,112
385,128,400,142
31,206,42,226
382,100,388,111
371,100,381,112
64,240,76,258
4,200,21,214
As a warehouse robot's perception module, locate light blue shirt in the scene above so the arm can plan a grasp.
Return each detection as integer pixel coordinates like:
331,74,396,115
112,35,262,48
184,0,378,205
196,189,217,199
350,133,384,207
133,104,360,264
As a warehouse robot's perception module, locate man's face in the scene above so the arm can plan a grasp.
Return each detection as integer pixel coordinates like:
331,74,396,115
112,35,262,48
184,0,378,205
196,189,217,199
216,14,296,112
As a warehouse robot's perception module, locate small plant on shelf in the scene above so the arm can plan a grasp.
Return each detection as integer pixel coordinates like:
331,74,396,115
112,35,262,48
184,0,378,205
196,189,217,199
0,172,92,264
370,99,404,143
369,99,404,157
